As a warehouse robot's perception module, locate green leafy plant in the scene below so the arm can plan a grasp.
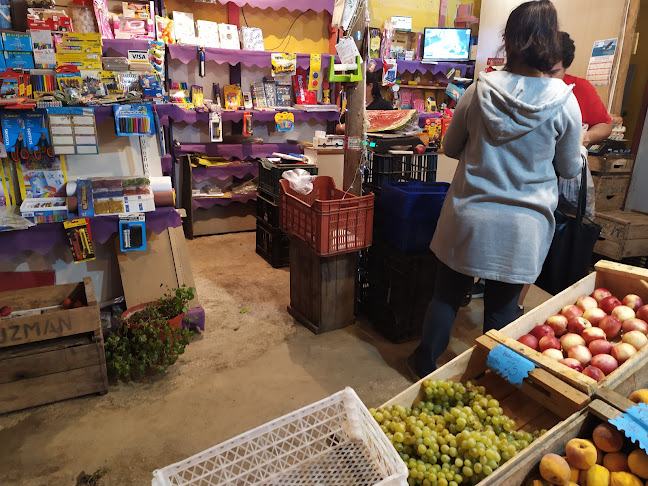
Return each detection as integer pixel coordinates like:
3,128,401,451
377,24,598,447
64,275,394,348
104,286,196,381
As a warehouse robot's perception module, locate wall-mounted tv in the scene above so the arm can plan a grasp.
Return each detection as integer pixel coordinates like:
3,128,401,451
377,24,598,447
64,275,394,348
422,28,471,62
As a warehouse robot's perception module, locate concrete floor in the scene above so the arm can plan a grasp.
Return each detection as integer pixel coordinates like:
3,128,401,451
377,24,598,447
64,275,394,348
0,232,550,485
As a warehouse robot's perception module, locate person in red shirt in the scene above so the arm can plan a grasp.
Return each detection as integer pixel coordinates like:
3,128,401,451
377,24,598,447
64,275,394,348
547,32,613,144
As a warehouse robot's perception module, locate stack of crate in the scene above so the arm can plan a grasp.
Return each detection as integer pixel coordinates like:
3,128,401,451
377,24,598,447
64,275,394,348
358,149,447,343
255,159,318,268
590,154,648,261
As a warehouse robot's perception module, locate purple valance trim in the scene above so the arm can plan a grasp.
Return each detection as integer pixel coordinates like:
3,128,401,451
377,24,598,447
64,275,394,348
175,143,302,159
94,105,114,125
0,207,182,260
168,44,335,71
192,193,256,210
192,163,258,182
369,58,472,77
102,38,152,57
206,0,334,13
161,154,173,175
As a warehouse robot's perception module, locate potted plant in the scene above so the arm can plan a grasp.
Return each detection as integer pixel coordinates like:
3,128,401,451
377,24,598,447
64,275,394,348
104,286,196,381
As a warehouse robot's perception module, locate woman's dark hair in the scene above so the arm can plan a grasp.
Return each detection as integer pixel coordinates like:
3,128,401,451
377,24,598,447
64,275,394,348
504,0,560,73
366,70,382,99
559,31,576,68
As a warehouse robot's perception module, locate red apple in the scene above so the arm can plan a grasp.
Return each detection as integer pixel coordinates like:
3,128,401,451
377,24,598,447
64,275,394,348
591,354,619,375
542,348,564,360
518,334,539,350
589,339,613,356
568,344,592,366
637,305,648,322
582,366,606,382
530,324,555,340
622,330,648,351
591,288,613,302
582,327,607,344
623,294,645,311
559,358,584,372
539,335,562,352
561,333,586,352
544,315,569,337
622,318,648,335
562,305,584,320
599,296,623,314
599,315,622,339
612,305,636,323
583,307,607,326
567,316,592,335
611,343,637,364
577,295,598,312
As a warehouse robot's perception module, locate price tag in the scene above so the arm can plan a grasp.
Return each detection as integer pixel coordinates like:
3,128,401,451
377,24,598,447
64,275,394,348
610,406,648,454
486,344,536,387
626,403,648,425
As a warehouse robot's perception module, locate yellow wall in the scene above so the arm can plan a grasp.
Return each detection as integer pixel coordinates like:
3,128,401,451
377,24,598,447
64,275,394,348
623,0,648,145
369,0,479,30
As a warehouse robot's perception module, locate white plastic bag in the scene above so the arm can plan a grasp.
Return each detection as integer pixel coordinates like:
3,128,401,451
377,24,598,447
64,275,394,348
282,169,317,195
558,147,595,220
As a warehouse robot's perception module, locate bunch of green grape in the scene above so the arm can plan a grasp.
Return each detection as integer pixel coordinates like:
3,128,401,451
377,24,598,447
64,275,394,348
370,379,545,486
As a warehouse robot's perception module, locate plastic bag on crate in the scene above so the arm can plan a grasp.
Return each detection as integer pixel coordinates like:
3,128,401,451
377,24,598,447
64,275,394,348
558,147,595,220
282,169,316,195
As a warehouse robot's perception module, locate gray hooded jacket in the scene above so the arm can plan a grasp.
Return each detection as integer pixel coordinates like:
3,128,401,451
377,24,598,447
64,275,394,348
430,70,583,284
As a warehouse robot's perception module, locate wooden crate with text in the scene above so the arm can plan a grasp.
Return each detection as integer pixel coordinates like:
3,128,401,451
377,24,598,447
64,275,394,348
487,261,648,398
594,210,648,260
0,277,108,413
591,174,631,211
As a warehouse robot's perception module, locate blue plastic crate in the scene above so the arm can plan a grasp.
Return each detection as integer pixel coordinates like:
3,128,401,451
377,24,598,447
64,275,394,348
377,182,450,253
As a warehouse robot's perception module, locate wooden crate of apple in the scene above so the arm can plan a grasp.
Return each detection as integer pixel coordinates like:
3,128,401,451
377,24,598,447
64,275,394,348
526,400,648,486
487,261,648,397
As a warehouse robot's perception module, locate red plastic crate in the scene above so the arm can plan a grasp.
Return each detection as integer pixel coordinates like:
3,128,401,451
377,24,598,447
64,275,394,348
279,176,374,256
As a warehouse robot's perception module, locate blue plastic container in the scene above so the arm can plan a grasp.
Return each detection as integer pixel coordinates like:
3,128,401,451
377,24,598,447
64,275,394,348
377,181,450,253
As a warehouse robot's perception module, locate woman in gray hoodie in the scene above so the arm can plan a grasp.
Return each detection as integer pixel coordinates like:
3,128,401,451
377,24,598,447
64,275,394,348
411,0,583,378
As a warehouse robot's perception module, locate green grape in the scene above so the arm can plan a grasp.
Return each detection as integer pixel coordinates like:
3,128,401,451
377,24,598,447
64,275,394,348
462,466,473,477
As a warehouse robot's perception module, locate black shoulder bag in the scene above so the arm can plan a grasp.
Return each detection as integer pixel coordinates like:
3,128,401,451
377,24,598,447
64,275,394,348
535,156,602,295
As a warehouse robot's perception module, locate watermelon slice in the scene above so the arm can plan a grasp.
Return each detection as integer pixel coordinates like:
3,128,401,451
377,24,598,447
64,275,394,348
366,109,419,133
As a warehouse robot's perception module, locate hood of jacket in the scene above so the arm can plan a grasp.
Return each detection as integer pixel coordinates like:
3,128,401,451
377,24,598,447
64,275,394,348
476,70,574,142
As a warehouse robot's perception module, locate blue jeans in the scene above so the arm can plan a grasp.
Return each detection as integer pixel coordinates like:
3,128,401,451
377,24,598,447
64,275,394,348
413,259,523,376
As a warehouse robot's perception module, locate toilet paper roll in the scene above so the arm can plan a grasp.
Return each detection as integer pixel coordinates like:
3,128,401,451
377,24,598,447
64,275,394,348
150,176,172,193
66,181,77,197
67,196,78,212
154,191,175,207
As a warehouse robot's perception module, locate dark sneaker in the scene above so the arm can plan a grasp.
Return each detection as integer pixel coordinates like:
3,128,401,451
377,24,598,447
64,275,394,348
406,354,422,382
460,289,472,307
471,279,485,299
515,305,524,320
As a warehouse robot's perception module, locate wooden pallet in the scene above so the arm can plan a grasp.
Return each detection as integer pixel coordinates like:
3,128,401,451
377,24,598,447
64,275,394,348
382,341,590,486
589,154,635,175
594,210,648,260
487,261,648,396
0,278,108,413
592,174,631,211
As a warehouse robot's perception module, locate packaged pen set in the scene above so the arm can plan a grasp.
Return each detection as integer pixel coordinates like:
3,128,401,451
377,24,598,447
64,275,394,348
113,104,155,136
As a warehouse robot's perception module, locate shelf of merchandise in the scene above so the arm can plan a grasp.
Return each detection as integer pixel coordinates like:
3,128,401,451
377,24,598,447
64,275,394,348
192,193,257,210
369,57,474,77
174,143,302,159
102,38,152,57
399,85,447,90
204,0,334,13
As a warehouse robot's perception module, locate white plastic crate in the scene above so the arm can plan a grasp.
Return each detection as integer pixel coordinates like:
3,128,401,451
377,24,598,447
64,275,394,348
152,387,407,486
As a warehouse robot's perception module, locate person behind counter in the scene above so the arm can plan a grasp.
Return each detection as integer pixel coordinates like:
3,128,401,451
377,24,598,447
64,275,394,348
335,70,392,134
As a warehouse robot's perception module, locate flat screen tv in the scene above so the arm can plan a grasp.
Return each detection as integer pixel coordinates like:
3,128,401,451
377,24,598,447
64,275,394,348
422,28,471,62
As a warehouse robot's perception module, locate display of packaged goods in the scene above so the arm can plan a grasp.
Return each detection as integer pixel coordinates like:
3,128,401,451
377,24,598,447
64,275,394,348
20,197,68,223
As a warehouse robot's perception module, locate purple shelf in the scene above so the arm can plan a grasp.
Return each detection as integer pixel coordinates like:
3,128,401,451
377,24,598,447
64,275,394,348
0,207,181,261
205,0,333,13
192,162,258,182
369,58,473,77
102,38,152,57
155,104,339,126
175,143,302,159
192,193,257,210
168,44,336,71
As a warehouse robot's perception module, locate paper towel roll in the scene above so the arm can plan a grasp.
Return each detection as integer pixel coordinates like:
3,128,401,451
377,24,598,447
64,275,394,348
150,176,172,193
154,191,175,207
66,181,77,197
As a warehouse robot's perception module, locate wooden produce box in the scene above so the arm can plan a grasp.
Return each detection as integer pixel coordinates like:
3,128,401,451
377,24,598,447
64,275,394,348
487,261,648,398
589,154,635,175
382,341,589,486
0,278,108,413
594,210,648,260
592,174,631,211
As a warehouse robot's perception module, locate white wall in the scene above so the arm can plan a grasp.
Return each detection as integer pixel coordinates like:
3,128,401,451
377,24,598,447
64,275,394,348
625,120,648,212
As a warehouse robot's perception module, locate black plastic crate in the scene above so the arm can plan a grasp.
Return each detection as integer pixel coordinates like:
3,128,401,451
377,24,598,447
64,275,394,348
363,152,437,192
256,218,289,268
256,190,280,227
258,159,318,203
357,239,437,343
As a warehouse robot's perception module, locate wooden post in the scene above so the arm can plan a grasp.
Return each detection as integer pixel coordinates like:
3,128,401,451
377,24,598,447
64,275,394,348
342,10,367,196
610,0,640,115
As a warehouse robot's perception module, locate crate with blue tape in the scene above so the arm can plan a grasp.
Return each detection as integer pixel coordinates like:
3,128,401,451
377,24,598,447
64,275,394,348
486,260,648,401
